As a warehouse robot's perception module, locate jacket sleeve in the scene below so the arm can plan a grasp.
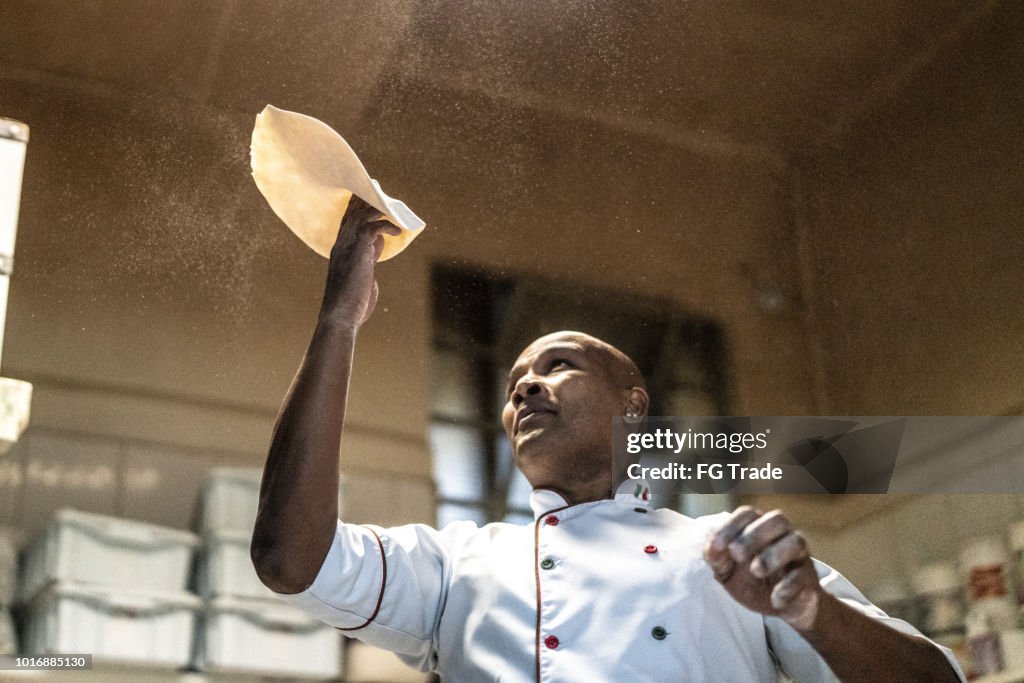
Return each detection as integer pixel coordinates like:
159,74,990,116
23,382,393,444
271,518,462,671
763,559,967,682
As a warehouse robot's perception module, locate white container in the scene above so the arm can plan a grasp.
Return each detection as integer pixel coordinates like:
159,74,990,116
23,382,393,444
195,467,346,534
912,561,965,636
0,607,16,655
961,536,1012,603
868,576,916,624
961,536,1017,676
195,467,263,534
1001,629,1024,672
22,581,201,668
195,528,276,600
18,509,199,604
0,532,15,606
1010,520,1024,605
194,595,341,679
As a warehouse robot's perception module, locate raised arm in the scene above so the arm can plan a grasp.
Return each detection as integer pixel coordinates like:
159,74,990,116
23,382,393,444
705,506,963,682
251,197,402,594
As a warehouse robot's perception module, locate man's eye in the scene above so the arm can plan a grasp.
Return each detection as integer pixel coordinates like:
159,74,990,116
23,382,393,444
550,359,571,370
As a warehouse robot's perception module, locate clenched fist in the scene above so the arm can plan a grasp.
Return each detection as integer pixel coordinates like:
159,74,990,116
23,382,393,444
704,506,821,632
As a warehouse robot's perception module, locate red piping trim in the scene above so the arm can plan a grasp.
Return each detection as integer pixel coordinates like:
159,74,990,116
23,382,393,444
534,515,542,682
336,526,387,632
534,504,572,682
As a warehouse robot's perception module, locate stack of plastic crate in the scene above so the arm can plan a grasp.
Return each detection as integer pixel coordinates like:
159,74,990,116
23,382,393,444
191,467,344,680
0,530,17,655
16,508,201,669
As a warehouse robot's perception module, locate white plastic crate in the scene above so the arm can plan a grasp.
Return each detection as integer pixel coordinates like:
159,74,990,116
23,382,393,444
19,509,199,604
0,607,16,655
195,528,276,600
22,581,201,669
195,467,263,535
194,595,342,679
0,532,15,606
195,466,346,534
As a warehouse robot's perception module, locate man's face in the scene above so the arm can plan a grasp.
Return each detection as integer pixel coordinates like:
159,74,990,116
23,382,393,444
500,332,630,493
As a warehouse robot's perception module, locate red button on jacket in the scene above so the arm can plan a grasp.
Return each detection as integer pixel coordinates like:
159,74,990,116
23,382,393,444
544,635,560,649
544,515,559,526
644,544,658,554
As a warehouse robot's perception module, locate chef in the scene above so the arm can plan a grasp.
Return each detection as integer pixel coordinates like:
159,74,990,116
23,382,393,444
251,198,965,682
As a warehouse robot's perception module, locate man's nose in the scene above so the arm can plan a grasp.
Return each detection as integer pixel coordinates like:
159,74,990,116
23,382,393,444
511,376,546,405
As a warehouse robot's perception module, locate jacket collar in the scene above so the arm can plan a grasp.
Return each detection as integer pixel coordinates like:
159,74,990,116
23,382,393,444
528,479,652,519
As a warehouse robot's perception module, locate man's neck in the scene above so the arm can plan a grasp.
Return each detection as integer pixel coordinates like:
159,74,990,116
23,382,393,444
555,479,614,506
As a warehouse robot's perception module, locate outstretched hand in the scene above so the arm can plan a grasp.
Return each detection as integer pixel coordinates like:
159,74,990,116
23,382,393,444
321,195,403,329
704,506,822,632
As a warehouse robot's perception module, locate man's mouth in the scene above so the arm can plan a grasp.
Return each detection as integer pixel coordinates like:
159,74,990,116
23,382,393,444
515,406,555,434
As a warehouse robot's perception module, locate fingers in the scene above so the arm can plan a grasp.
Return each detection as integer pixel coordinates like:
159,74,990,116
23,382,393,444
344,195,385,223
727,509,793,566
771,569,820,630
708,506,761,554
704,506,761,583
706,552,736,583
705,505,822,628
751,530,809,578
771,566,809,608
331,217,402,266
333,196,395,255
368,219,403,238
706,507,811,583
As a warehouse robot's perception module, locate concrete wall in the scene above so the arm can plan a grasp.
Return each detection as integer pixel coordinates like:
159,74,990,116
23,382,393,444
0,3,815,537
797,9,1024,417
756,5,1024,588
0,0,1018,564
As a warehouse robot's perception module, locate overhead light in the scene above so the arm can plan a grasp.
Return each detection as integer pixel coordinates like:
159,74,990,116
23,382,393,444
0,117,32,454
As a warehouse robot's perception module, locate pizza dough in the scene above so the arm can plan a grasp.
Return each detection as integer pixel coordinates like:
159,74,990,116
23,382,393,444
250,105,425,261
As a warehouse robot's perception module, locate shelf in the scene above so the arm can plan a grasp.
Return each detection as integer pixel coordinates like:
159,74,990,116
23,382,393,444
0,671,215,683
976,669,1024,683
0,668,337,682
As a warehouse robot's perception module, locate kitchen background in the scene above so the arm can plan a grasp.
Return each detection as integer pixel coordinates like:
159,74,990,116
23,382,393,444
0,1,1022,680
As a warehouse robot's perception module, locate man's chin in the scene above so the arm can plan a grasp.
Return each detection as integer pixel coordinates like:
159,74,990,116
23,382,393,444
511,428,555,461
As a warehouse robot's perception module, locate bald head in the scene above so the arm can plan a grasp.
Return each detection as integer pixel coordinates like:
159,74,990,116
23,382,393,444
516,331,646,395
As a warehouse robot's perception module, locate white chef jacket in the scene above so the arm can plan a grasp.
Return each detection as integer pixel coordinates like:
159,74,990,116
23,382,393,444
277,481,965,682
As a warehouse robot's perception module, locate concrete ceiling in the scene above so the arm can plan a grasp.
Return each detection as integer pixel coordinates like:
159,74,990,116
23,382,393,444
0,0,1014,409
0,0,1006,162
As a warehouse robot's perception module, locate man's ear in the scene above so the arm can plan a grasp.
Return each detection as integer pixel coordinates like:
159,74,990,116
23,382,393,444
624,387,650,417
